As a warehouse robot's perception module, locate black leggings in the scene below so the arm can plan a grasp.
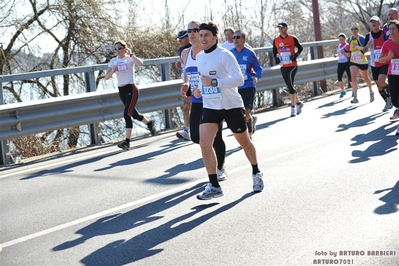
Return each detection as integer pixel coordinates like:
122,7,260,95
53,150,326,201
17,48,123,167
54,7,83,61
118,84,144,128
280,66,298,94
190,102,226,169
388,75,399,107
337,62,351,82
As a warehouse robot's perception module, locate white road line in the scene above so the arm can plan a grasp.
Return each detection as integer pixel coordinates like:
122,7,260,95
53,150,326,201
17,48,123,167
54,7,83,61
0,139,328,249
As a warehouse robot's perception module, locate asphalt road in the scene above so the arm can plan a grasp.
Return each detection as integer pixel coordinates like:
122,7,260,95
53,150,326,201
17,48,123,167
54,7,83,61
1,87,398,266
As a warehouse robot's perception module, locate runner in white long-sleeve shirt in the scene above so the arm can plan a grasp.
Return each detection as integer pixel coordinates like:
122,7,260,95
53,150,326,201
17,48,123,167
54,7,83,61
193,21,264,200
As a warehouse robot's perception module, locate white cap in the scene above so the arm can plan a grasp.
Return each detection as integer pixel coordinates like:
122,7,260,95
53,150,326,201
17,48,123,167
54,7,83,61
369,16,380,22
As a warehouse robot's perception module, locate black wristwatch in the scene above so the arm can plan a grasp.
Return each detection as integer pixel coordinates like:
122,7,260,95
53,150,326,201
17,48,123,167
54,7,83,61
211,78,218,87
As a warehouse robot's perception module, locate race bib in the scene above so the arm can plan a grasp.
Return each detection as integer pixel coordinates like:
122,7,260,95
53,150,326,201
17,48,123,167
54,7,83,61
202,86,221,95
391,59,399,75
239,64,248,80
351,52,363,63
188,73,200,91
116,63,128,72
373,49,381,61
280,51,292,64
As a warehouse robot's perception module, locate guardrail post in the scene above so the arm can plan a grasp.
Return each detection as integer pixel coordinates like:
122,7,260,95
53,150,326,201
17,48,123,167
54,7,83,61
84,71,101,145
310,47,320,96
0,78,4,105
0,81,14,165
160,63,172,129
268,52,283,107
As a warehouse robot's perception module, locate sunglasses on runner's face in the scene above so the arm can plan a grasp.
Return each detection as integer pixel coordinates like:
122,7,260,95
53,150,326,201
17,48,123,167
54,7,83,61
114,46,124,51
232,36,242,39
187,28,199,33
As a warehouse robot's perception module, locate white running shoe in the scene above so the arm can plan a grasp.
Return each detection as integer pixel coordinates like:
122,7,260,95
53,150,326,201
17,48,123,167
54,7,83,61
217,165,227,181
290,107,296,117
296,102,304,115
252,172,264,192
370,91,375,102
196,183,223,200
176,129,191,140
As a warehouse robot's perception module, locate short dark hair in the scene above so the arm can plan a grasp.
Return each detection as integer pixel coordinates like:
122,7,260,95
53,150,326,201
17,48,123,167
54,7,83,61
199,21,219,36
388,20,399,31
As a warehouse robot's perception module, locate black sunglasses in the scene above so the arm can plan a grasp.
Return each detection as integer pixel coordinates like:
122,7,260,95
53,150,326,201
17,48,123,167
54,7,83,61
187,28,199,33
232,36,242,39
114,46,124,51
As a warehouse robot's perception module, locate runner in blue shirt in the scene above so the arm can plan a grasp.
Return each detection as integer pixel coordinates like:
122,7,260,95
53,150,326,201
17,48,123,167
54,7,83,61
230,29,263,137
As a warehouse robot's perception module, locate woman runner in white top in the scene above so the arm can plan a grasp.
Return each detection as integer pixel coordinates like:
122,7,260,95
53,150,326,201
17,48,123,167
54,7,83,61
105,40,156,151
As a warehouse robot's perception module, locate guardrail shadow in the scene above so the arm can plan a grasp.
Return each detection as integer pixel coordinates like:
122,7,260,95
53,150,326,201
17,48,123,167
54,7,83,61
349,124,398,163
78,192,254,265
19,149,122,180
374,181,399,215
93,139,192,172
19,138,191,180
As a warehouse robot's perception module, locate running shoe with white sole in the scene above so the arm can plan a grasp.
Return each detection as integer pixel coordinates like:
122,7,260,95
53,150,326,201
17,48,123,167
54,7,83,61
370,91,375,102
339,90,346,98
390,109,399,121
252,172,264,192
196,183,223,200
176,129,191,141
217,165,227,181
296,102,304,115
290,107,296,117
383,98,393,112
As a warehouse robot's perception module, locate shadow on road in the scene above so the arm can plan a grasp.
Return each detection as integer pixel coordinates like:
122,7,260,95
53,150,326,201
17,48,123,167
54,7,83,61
19,139,191,180
94,139,192,172
349,124,398,163
77,192,254,265
336,112,386,132
19,150,122,180
255,117,289,131
52,182,206,252
374,181,399,215
321,105,358,119
144,146,243,185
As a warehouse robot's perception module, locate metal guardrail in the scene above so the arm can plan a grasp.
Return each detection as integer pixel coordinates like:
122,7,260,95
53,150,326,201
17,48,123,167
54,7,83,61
0,57,338,139
0,80,183,140
0,40,339,165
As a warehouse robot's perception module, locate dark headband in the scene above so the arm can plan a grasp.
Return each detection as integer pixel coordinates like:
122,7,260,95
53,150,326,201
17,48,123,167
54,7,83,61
199,24,218,36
